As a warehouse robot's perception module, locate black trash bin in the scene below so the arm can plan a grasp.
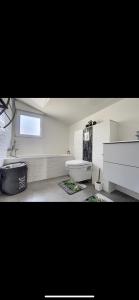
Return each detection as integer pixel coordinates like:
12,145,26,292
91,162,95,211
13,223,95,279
0,162,28,195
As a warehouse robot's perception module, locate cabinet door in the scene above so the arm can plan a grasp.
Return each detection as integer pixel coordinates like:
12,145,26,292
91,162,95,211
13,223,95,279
74,130,83,160
104,162,139,193
93,122,110,156
110,121,119,142
104,142,139,167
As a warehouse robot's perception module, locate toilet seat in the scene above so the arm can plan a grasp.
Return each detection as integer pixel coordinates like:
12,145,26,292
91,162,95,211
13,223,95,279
65,160,92,182
65,160,92,169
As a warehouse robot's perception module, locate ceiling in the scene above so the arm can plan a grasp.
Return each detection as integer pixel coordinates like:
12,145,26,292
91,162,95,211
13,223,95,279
17,98,121,125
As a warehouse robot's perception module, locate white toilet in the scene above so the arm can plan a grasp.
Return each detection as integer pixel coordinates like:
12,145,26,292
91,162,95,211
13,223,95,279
65,160,92,182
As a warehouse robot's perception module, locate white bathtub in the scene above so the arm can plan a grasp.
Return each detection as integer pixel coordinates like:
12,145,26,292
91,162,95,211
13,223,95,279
3,154,73,182
4,154,71,160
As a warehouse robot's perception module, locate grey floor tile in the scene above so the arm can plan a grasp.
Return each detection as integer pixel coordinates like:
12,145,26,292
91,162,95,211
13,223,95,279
0,176,138,202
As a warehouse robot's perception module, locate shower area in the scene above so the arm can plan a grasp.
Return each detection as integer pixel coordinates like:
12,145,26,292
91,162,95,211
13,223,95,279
74,121,94,162
83,125,93,162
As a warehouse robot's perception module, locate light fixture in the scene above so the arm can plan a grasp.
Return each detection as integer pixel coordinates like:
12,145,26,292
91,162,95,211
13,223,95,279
0,98,16,130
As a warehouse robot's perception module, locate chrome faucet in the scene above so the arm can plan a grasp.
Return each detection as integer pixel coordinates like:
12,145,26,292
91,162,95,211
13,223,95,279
8,139,18,157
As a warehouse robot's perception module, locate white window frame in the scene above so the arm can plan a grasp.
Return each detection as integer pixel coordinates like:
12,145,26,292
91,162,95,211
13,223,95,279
15,110,43,138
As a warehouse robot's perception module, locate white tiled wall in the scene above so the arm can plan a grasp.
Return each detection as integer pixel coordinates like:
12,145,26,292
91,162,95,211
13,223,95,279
0,114,12,164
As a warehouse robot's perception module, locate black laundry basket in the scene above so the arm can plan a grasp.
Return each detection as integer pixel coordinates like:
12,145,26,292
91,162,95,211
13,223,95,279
0,162,28,195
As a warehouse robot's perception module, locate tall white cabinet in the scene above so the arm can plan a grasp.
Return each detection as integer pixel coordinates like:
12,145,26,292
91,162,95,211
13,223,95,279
74,129,83,160
92,120,118,190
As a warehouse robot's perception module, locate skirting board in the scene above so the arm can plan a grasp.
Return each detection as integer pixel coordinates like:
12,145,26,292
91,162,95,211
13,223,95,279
115,185,139,201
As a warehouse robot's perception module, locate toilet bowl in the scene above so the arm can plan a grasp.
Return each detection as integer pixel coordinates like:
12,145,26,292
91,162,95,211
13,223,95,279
65,160,92,182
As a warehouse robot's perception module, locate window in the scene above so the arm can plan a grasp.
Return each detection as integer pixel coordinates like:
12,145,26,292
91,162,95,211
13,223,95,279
16,111,42,138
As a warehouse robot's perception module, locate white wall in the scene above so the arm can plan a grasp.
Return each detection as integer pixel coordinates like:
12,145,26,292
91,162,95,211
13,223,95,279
69,99,139,155
14,101,69,156
74,129,83,160
1,98,139,158
0,110,12,164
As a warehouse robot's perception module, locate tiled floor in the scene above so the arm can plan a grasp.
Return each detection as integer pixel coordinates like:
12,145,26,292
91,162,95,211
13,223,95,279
0,176,138,202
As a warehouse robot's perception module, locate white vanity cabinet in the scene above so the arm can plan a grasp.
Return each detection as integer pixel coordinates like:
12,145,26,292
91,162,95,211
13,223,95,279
103,141,139,194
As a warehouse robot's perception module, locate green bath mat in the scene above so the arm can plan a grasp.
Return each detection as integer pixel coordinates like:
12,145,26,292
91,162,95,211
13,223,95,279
86,195,104,202
86,193,113,202
59,179,86,195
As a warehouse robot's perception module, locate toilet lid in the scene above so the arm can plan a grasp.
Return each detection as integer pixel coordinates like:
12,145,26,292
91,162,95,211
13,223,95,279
66,160,92,167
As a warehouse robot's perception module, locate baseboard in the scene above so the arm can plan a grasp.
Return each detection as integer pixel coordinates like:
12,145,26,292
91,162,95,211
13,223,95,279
115,185,139,200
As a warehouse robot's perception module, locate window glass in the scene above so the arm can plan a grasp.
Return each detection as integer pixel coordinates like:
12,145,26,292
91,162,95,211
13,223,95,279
20,115,41,136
